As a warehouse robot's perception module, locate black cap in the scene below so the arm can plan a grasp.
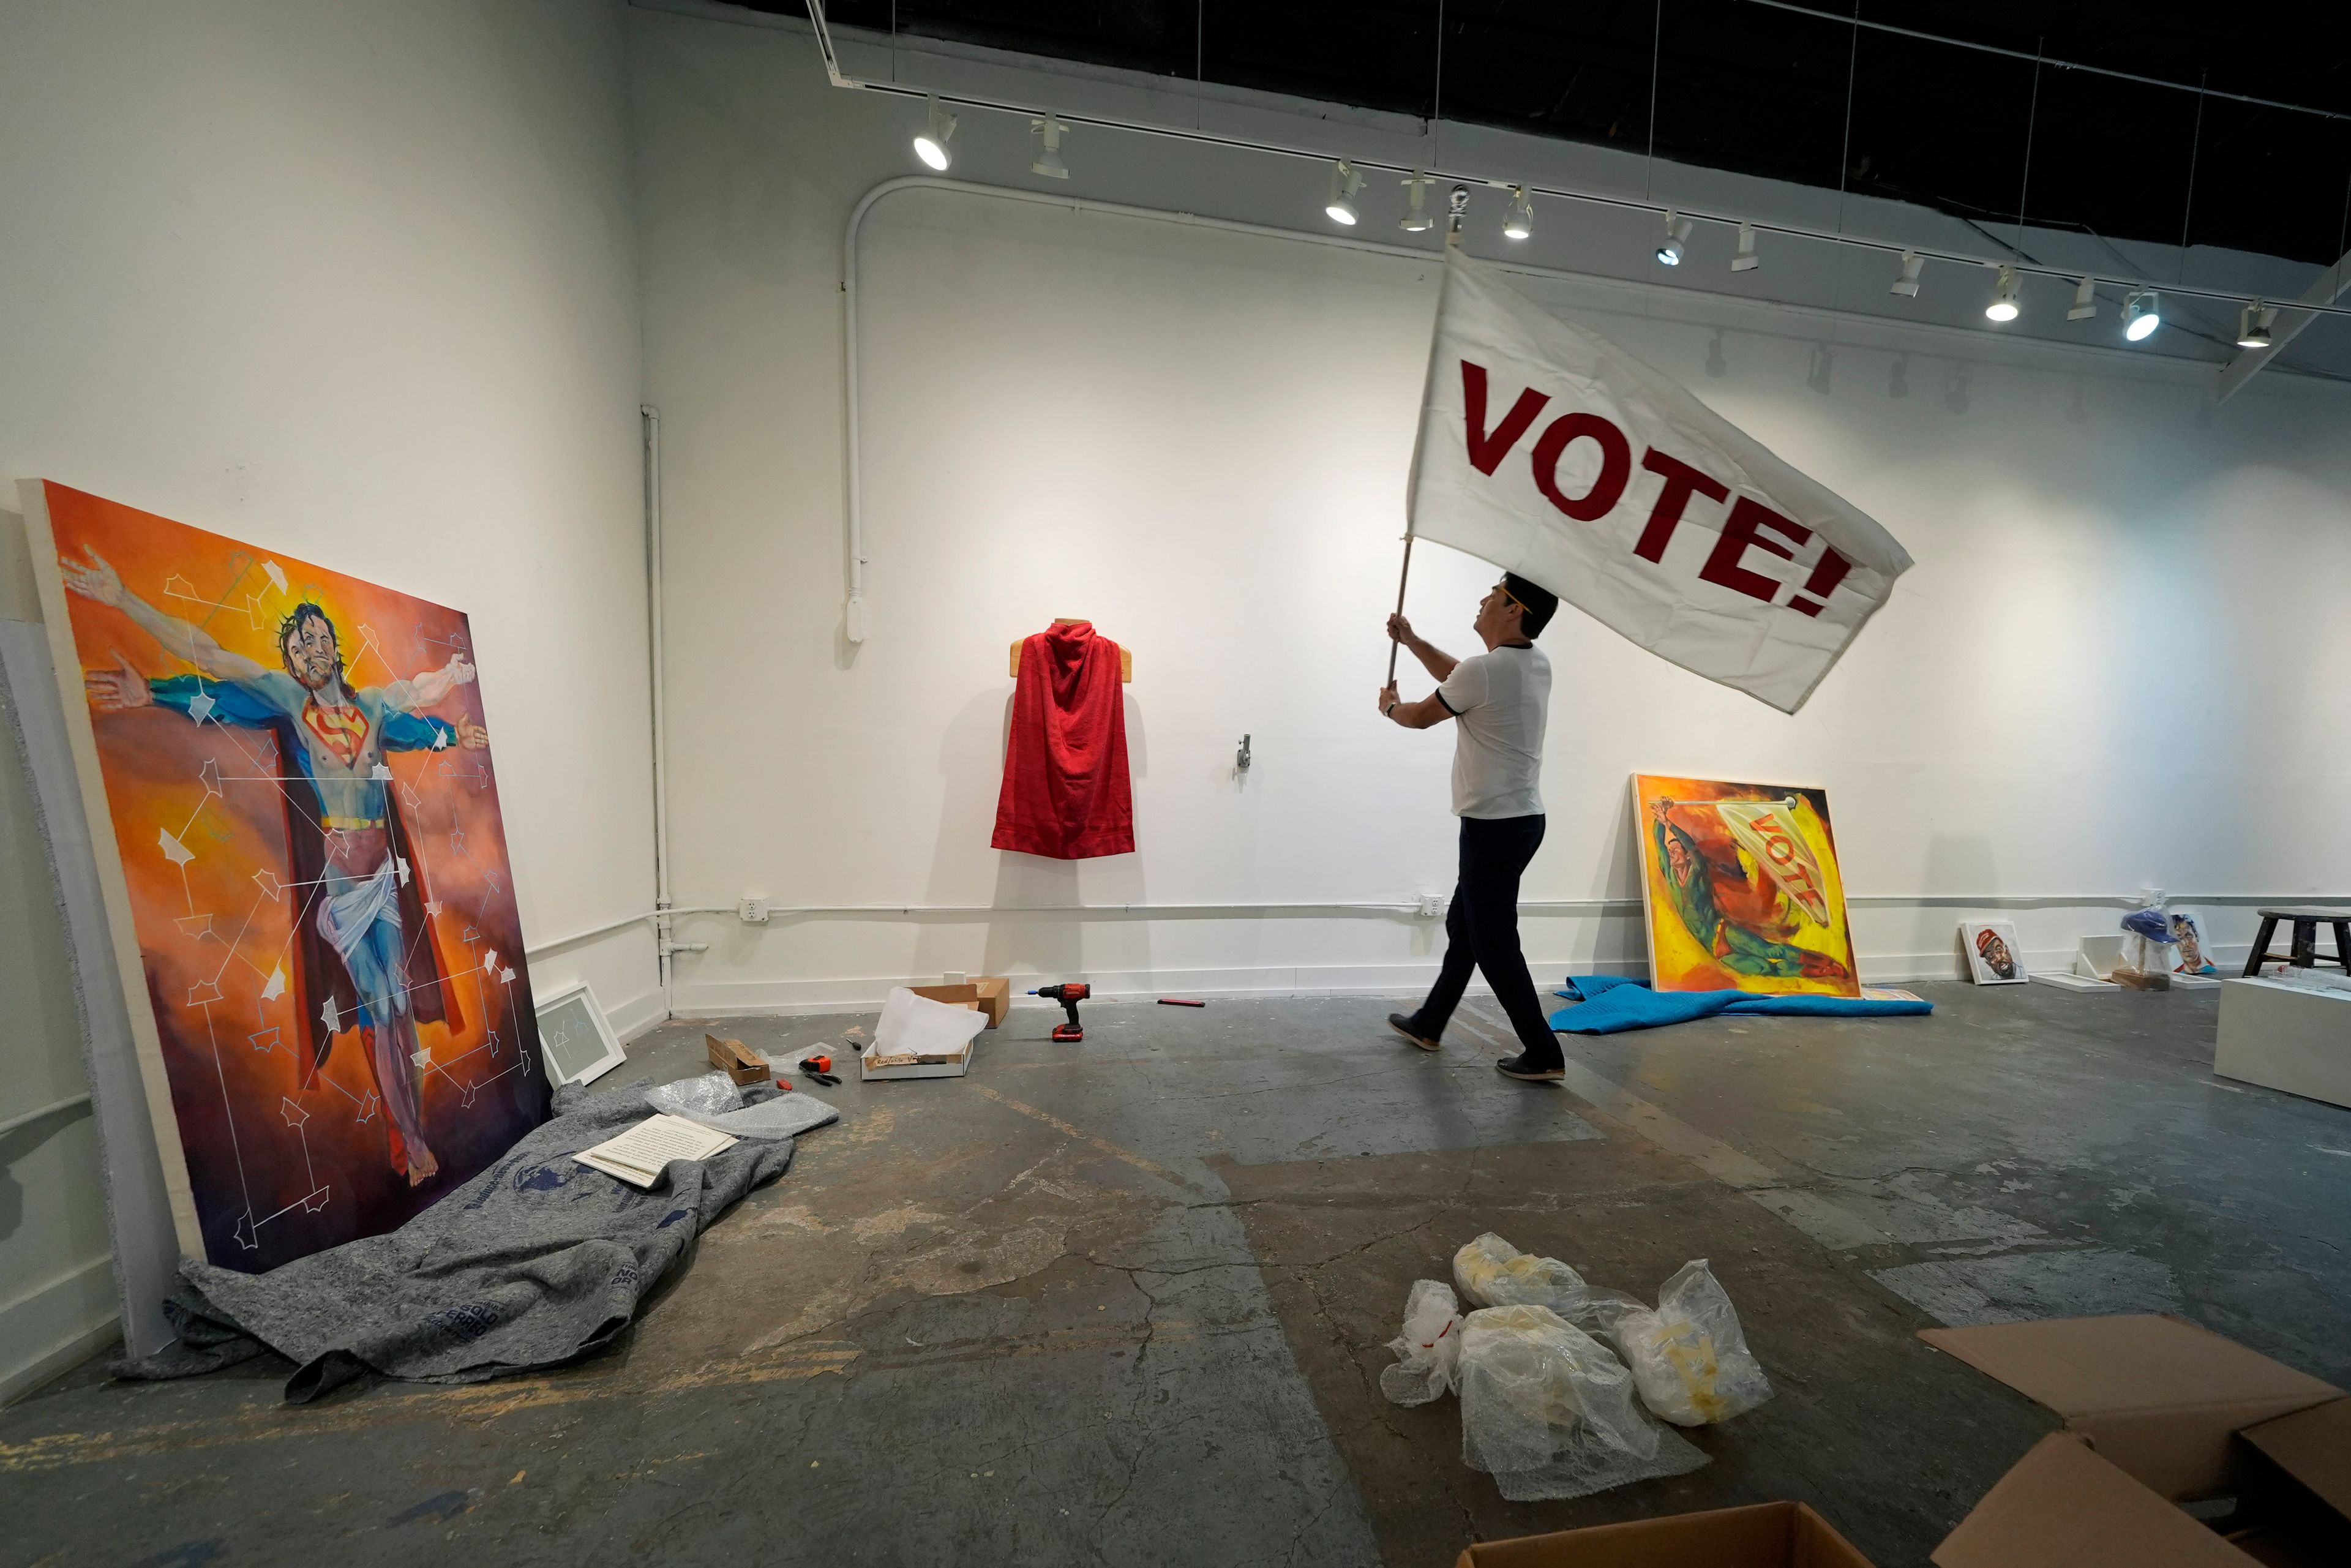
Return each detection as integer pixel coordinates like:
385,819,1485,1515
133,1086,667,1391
1502,572,1558,638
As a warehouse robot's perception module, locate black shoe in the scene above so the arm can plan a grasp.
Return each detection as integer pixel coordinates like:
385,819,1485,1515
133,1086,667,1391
1387,1013,1441,1052
1496,1054,1565,1081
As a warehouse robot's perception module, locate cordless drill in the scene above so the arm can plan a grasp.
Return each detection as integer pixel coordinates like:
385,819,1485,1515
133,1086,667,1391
1030,982,1090,1043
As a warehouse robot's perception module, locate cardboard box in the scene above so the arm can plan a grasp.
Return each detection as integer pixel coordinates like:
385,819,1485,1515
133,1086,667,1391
1923,1315,2351,1567
704,1033,769,1087
2217,977,2351,1110
910,978,1011,1029
858,1037,974,1081
1454,1501,1875,1567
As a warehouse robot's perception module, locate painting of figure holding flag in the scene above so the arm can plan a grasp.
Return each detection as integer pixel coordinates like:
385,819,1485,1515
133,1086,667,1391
24,481,547,1271
1633,773,1859,997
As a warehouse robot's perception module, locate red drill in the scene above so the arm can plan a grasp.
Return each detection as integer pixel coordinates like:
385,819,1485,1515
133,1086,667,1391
1030,982,1090,1043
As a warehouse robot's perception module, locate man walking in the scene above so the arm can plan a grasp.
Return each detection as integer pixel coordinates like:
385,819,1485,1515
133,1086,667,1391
1379,573,1563,1081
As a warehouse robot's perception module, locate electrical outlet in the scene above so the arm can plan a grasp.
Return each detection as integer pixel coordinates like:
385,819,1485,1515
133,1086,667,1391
1416,894,1444,919
738,896,770,924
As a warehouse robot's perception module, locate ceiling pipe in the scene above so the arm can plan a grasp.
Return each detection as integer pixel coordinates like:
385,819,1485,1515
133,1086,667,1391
800,2,2351,331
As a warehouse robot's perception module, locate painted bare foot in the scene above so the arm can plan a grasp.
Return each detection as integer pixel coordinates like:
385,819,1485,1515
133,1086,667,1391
405,1145,441,1186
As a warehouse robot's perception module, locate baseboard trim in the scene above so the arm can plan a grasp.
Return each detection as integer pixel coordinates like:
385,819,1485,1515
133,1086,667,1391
672,959,1649,1018
664,939,2268,1016
603,985,673,1044
0,1255,121,1407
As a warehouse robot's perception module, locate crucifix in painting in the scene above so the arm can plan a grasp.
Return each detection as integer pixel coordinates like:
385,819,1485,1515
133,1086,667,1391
25,482,548,1269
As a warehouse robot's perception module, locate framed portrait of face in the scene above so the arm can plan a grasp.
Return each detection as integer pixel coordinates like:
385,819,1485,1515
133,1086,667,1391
1960,920,2028,985
2169,912,2217,975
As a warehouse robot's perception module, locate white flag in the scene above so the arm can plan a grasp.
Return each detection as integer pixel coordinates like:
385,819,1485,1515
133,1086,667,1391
1406,249,1911,711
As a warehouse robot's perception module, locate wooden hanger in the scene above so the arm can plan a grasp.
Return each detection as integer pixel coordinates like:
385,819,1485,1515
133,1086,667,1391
1010,618,1133,681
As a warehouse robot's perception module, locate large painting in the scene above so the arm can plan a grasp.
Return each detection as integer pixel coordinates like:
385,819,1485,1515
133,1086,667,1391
1632,773,1859,997
23,481,547,1271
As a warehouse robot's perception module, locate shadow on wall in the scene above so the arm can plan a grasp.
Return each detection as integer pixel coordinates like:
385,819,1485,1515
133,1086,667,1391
0,1103,92,1242
1592,787,1651,974
912,682,1152,982
1922,831,2000,977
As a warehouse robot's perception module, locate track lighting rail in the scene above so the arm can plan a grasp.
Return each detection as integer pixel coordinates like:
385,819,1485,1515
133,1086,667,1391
801,2,2351,329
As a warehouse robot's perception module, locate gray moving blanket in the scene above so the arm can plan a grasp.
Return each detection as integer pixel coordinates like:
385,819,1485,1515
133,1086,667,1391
121,1078,795,1401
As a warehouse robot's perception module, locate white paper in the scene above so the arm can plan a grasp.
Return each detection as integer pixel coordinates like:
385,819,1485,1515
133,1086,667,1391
1408,249,1912,712
574,1112,737,1187
866,985,988,1067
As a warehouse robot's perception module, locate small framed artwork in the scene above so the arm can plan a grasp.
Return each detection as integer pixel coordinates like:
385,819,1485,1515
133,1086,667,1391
1960,920,2028,985
2169,912,2217,976
533,983,628,1087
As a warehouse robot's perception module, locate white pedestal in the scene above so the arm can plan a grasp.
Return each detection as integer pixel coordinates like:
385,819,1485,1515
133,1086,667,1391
2216,978,2351,1109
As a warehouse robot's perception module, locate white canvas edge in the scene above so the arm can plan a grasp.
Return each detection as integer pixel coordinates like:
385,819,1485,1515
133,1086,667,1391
16,479,206,1261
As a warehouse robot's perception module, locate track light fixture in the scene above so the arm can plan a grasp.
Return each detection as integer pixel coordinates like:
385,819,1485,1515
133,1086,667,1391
2237,301,2275,349
1325,160,1363,226
2067,276,2097,321
1890,250,1924,298
1400,171,1434,233
1655,212,1692,266
913,96,956,171
1029,113,1068,179
1502,186,1534,241
1731,222,1759,272
1985,265,2021,323
2123,290,2162,342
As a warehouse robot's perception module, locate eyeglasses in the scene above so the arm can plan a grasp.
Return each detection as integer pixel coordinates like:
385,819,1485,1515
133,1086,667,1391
1495,583,1526,613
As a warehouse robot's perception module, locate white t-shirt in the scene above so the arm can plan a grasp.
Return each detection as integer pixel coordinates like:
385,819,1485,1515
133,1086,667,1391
1436,643,1551,819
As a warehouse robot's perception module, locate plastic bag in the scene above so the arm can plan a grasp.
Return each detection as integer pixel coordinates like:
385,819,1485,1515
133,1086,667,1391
1608,1259,1773,1426
690,1092,841,1142
643,1072,744,1118
1452,1232,1589,1311
1452,1232,1644,1333
1380,1280,1465,1406
1457,1304,1708,1501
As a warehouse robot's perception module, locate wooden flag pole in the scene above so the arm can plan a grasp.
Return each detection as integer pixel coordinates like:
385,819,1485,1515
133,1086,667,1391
1389,185,1471,689
1385,532,1415,686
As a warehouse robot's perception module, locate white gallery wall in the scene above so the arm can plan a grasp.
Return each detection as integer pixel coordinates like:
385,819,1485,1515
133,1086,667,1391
634,6,2351,1013
0,1,651,1397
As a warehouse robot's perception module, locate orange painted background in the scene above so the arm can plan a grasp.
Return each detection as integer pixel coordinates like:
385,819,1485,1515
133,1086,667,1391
42,482,547,1270
1632,773,1859,997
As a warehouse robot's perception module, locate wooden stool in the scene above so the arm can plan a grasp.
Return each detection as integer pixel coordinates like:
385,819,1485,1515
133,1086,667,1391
2243,907,2351,977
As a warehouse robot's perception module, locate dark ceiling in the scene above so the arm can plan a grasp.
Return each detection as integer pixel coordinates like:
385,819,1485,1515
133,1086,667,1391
751,1,2351,269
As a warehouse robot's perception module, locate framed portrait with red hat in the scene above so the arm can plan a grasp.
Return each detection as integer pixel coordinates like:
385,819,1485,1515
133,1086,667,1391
1960,920,2028,985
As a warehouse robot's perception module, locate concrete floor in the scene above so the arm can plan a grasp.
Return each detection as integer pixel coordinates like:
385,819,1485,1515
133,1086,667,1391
6,981,2349,1566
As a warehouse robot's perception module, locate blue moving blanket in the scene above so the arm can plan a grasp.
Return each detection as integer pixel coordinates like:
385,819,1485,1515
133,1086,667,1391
1549,973,1932,1034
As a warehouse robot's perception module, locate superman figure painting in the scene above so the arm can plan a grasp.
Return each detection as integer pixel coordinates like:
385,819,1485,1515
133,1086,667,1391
29,482,548,1270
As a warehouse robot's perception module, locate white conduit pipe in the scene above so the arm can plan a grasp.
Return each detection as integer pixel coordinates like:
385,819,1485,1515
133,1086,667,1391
839,174,1661,640
839,174,2310,645
522,893,2351,959
642,404,675,999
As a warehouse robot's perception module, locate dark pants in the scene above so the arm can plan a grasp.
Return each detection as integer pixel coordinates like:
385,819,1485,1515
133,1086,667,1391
1406,814,1561,1069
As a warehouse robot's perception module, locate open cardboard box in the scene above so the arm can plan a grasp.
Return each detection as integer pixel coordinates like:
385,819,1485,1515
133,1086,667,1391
1923,1315,2351,1566
1455,1501,1875,1567
909,978,1012,1029
703,1033,770,1086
